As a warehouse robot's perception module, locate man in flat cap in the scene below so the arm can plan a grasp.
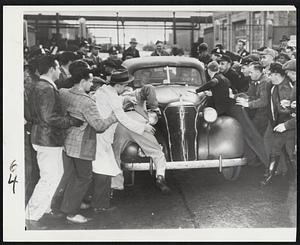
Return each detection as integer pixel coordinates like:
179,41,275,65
198,42,212,66
122,38,140,61
106,46,123,69
76,40,90,59
261,62,294,186
236,61,269,137
88,44,102,68
276,52,290,65
218,54,248,93
151,40,169,56
211,47,225,61
195,61,233,116
260,48,277,77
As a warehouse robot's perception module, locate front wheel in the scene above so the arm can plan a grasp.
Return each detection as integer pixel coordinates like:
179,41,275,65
222,166,241,181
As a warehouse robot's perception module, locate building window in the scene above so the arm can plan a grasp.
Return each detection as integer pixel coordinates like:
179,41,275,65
233,20,247,51
252,12,263,50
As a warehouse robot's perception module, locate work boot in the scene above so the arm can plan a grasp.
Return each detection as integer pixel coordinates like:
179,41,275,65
156,175,171,194
260,156,280,187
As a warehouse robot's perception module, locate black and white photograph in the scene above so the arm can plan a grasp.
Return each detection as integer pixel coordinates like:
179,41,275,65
3,4,297,242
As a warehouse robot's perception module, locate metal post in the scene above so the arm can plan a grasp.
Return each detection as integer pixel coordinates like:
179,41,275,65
164,21,166,44
55,13,59,35
222,22,224,45
116,12,119,47
191,21,194,53
173,12,177,45
122,21,125,50
35,17,39,45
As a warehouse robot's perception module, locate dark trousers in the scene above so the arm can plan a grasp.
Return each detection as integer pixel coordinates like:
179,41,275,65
24,130,39,206
51,151,74,211
264,122,296,160
251,111,269,137
91,173,111,209
264,122,296,178
227,105,269,166
264,122,295,174
60,155,93,215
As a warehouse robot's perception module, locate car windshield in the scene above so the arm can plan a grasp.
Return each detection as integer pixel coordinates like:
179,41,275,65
132,66,204,87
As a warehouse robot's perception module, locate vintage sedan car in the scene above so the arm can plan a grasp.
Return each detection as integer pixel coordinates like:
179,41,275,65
120,56,247,183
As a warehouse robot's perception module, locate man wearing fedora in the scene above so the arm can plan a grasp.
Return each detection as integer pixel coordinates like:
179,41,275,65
122,38,140,61
91,69,158,212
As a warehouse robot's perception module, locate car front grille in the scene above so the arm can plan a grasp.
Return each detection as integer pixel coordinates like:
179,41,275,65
163,105,198,161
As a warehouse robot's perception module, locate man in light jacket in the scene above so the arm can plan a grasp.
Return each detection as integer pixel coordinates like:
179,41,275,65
91,69,157,211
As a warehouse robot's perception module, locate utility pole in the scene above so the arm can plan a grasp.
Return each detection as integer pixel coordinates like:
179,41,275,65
122,21,125,50
173,12,177,45
116,12,119,47
164,21,166,44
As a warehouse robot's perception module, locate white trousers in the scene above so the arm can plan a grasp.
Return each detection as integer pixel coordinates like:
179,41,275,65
25,145,63,221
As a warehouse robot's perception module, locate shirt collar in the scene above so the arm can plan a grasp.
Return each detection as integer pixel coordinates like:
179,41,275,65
103,84,118,96
40,75,58,90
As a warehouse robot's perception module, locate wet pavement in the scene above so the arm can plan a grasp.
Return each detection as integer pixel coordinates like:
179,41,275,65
31,165,296,230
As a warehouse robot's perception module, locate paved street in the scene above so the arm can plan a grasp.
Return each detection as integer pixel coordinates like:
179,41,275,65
35,165,296,230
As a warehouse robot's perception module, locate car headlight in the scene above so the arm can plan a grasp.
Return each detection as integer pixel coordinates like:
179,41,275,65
148,111,158,125
203,107,217,123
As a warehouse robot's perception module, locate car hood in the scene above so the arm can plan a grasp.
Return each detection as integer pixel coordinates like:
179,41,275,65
154,85,205,106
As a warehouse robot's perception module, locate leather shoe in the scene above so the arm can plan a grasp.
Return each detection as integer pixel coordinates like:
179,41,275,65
156,175,171,194
66,214,91,224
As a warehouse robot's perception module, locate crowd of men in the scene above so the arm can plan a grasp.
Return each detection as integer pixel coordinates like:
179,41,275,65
24,34,296,229
24,37,178,229
194,36,296,189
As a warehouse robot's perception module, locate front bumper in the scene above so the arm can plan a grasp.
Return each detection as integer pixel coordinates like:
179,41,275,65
123,157,247,172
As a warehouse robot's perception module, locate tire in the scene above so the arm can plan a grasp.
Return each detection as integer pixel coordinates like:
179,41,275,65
222,166,241,181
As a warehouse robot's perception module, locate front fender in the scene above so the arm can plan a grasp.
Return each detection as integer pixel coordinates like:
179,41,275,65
120,129,169,163
198,116,244,159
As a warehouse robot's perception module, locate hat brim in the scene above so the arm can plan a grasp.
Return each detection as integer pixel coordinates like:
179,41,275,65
110,74,135,85
130,41,138,44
